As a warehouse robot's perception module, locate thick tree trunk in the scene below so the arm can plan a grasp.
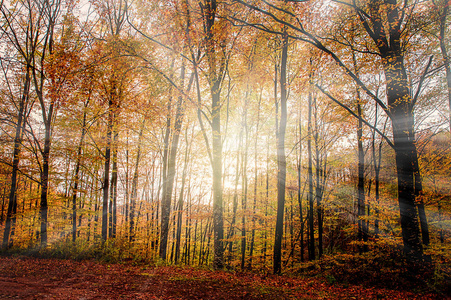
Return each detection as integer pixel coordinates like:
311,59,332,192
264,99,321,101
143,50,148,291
3,69,30,249
383,52,422,258
202,0,225,269
365,0,424,259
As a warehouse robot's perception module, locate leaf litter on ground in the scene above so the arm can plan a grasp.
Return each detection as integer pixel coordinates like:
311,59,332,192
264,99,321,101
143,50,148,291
0,256,443,299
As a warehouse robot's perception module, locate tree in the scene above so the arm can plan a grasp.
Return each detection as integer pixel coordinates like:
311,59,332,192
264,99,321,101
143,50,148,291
0,0,35,248
273,28,288,274
31,0,67,247
202,0,227,269
432,0,451,131
233,0,429,259
160,60,192,260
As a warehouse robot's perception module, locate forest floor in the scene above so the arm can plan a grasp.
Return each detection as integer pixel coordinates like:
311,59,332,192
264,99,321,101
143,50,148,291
0,255,445,299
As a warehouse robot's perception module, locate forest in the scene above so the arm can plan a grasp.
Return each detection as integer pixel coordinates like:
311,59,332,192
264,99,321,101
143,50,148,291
0,0,450,296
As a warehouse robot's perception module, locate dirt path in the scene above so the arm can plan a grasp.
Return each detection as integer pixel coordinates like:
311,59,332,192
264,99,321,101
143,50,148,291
0,256,442,299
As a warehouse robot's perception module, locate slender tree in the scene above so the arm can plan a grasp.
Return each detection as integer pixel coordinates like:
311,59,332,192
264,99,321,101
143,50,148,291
274,29,288,274
0,2,34,246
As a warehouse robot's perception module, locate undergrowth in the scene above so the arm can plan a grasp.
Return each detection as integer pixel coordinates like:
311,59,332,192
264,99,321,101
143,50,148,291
1,238,449,297
290,241,450,297
0,237,155,265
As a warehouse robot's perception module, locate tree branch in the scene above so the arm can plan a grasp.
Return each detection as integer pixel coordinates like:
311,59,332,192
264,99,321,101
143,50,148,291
315,84,394,149
411,55,433,110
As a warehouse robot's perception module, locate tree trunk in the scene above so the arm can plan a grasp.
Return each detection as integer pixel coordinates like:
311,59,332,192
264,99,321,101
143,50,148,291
248,93,261,269
174,132,189,264
297,102,304,261
372,104,383,238
366,0,423,259
39,96,54,247
72,102,88,242
175,128,191,264
263,136,270,265
227,126,242,262
202,0,225,269
241,94,249,270
1,186,6,225
3,69,30,249
129,118,146,242
125,132,130,237
356,93,368,251
314,97,323,258
274,30,288,274
436,1,451,132
308,74,315,261
110,128,118,238
211,82,224,269
383,52,422,258
160,63,185,260
102,98,113,241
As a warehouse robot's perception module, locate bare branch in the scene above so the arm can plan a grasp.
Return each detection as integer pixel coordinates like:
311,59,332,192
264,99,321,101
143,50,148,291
315,84,394,149
411,56,433,110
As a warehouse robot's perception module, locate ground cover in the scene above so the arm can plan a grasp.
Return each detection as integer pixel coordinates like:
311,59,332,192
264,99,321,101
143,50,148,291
0,256,444,299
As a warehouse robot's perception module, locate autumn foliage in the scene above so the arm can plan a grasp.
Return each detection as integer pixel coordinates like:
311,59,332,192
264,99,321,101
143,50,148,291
0,0,450,298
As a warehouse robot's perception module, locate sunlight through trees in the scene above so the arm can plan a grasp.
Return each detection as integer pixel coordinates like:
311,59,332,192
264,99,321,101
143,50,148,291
1,0,450,280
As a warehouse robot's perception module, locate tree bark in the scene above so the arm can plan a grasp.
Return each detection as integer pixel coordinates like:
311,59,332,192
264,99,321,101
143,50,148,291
129,118,146,242
72,101,88,242
274,30,288,274
227,123,242,262
248,93,261,269
102,98,113,241
110,129,118,238
372,103,383,238
308,71,315,261
356,90,368,251
175,128,190,264
160,63,185,260
241,94,249,270
383,54,422,257
297,105,305,262
313,96,323,258
436,1,451,132
2,68,30,249
202,0,225,269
